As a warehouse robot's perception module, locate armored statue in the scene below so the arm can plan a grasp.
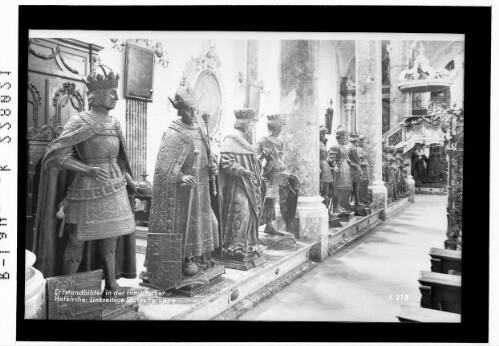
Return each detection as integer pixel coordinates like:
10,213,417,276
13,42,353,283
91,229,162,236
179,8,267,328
395,153,406,197
383,146,398,201
219,109,264,268
143,85,220,292
319,126,334,211
357,134,371,204
347,133,363,214
33,64,137,296
391,153,401,200
329,126,353,213
255,114,287,236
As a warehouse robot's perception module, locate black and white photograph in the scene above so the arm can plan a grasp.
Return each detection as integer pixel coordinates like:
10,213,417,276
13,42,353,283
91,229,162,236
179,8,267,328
0,3,494,345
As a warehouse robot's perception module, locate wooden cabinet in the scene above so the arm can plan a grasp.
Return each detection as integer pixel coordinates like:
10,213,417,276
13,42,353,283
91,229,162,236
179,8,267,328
26,38,103,250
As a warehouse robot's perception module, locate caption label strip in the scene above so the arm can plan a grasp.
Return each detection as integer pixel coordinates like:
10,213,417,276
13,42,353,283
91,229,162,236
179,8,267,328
0,70,12,281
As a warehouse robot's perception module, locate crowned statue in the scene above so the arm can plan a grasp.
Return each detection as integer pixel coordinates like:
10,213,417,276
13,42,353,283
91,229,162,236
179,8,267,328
33,63,137,296
329,126,353,214
142,84,222,292
347,132,364,215
319,126,334,210
219,108,265,269
357,134,371,204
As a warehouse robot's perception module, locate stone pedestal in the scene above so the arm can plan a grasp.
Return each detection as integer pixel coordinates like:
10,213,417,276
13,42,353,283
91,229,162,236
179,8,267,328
356,40,388,217
280,40,329,262
390,40,412,124
25,250,46,319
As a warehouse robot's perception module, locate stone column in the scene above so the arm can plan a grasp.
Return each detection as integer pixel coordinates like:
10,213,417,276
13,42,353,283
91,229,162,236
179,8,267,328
246,40,261,144
355,40,388,219
280,40,329,262
389,40,412,125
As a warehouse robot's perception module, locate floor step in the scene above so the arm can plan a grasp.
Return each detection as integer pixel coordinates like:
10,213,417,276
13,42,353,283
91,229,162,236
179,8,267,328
118,239,316,320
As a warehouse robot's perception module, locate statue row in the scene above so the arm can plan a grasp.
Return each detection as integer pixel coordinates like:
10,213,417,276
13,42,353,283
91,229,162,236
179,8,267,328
319,125,371,219
32,63,298,297
382,145,410,201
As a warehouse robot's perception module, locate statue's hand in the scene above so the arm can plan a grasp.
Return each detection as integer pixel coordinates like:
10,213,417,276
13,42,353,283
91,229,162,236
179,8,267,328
334,167,339,172
181,175,197,187
261,148,271,158
87,167,109,182
243,170,256,180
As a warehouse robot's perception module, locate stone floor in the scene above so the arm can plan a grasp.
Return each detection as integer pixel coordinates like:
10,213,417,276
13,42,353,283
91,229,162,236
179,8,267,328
239,194,447,322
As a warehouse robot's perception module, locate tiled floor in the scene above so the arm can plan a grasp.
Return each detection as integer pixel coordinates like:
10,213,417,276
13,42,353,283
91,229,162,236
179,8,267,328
239,194,447,322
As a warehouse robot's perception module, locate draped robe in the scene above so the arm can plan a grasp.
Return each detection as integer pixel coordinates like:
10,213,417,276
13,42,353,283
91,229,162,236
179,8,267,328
219,130,262,255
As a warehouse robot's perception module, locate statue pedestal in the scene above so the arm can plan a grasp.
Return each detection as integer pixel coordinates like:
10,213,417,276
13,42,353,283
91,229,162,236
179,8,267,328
259,230,296,250
24,250,46,320
338,211,355,222
406,174,416,202
294,196,329,262
369,181,388,221
214,249,265,271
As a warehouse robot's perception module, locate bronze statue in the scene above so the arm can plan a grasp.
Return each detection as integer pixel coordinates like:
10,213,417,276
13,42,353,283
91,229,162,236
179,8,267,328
425,146,443,183
347,133,363,214
411,148,428,184
219,108,264,268
256,114,287,236
329,126,353,213
319,126,334,211
143,85,220,292
33,64,137,296
383,146,399,201
357,134,371,204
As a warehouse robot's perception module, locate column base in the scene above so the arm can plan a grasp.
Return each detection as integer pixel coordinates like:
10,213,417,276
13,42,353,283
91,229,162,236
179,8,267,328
369,181,388,221
294,195,329,262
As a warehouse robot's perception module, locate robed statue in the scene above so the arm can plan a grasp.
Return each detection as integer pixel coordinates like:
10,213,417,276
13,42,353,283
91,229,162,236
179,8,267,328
329,126,353,213
142,85,221,292
33,64,137,296
319,126,334,211
219,109,265,269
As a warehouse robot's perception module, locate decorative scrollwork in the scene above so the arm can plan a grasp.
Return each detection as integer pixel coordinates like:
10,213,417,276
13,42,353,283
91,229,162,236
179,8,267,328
27,124,56,141
59,53,79,74
29,42,60,60
27,77,42,128
52,82,85,129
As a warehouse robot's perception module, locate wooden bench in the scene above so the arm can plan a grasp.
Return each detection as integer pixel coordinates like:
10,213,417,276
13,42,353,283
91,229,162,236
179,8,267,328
418,270,461,314
429,247,462,275
397,304,461,323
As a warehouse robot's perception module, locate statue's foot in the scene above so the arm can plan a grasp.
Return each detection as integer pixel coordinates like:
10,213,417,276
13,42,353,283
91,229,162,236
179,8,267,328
264,224,285,236
182,260,199,276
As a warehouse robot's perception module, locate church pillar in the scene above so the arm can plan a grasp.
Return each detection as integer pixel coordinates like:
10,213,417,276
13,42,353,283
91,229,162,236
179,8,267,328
280,40,329,261
246,40,261,144
389,40,412,126
356,40,388,219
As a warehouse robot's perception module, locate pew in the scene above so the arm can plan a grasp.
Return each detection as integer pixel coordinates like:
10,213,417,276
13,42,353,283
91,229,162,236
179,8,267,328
429,247,462,275
418,270,461,314
396,304,461,323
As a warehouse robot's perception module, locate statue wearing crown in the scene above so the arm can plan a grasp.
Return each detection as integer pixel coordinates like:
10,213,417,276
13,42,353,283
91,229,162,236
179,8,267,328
328,126,353,216
32,64,138,296
141,84,223,294
218,108,265,269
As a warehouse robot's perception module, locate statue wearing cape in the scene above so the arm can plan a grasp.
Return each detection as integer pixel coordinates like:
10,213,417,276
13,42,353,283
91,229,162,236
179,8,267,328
32,111,137,279
144,119,219,291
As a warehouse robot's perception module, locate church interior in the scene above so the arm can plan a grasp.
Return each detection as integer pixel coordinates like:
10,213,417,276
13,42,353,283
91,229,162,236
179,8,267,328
24,32,464,323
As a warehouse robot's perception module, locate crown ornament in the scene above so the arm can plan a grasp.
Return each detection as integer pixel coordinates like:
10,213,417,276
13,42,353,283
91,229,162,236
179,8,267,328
84,64,119,92
267,113,286,127
334,125,348,137
169,85,198,110
234,108,257,120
